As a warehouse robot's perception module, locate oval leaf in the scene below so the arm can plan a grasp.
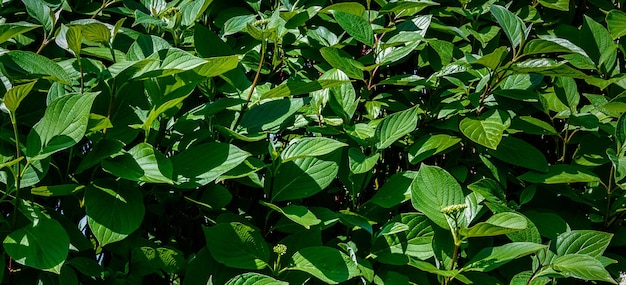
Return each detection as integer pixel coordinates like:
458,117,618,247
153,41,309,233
272,154,339,202
333,11,374,46
203,222,269,270
411,165,465,229
289,246,359,284
460,109,510,150
225,273,288,285
282,137,347,162
375,106,420,150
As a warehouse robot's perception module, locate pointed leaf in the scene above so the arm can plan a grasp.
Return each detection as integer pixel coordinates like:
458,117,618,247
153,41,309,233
261,79,349,99
281,137,347,162
460,212,527,238
0,21,40,45
411,165,465,230
3,80,37,112
460,109,510,150
333,11,374,46
26,93,98,161
80,22,110,44
375,106,421,149
1,51,71,84
320,47,364,80
551,254,616,284
518,164,600,184
487,136,549,172
490,5,526,48
463,242,547,272
260,202,321,229
607,10,626,39
171,143,250,188
225,273,288,285
556,230,613,258
85,180,145,246
369,171,417,208
408,134,461,164
102,143,173,184
289,246,359,284
537,0,569,11
238,98,307,134
348,148,379,174
203,222,270,270
272,153,339,202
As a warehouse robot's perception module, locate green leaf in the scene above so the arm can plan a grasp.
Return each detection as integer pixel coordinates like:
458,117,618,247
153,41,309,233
203,222,269,270
272,153,339,202
369,171,417,208
490,5,526,49
261,79,349,99
320,47,364,80
375,106,421,149
459,212,527,238
460,109,510,150
131,246,185,275
3,80,37,112
238,98,307,134
320,2,365,16
0,21,40,45
370,213,434,264
551,254,616,284
65,26,82,57
80,23,110,44
537,0,569,11
85,180,145,246
523,38,588,56
510,271,550,285
408,134,461,164
26,93,98,161
180,0,212,27
616,112,626,152
133,48,208,79
411,165,465,230
554,76,579,112
518,164,601,184
3,217,69,274
193,55,240,77
463,242,547,272
348,148,379,174
556,230,613,258
102,143,173,184
487,136,549,172
472,46,507,70
1,51,72,84
260,201,321,229
31,184,84,197
225,273,288,285
338,210,373,234
333,11,374,46
581,15,617,73
607,10,626,39
379,1,438,14
22,0,53,32
289,246,359,284
141,83,196,133
510,59,588,79
281,137,347,162
325,69,358,121
171,143,250,188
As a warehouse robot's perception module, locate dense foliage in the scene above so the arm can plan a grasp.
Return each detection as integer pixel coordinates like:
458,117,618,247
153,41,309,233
1,0,626,284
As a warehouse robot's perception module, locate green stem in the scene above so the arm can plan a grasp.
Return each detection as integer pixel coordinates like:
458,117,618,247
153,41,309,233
232,39,266,130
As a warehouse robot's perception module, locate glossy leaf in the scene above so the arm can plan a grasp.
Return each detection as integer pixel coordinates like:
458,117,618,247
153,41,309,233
26,93,98,161
463,242,547,272
518,164,601,184
238,98,307,134
171,143,250,188
556,230,612,258
281,137,347,162
408,134,461,164
348,148,379,174
260,79,349,99
102,143,173,184
85,180,145,246
1,51,71,84
551,255,616,284
203,222,270,270
460,109,510,150
459,212,528,238
411,165,465,230
260,202,321,229
607,10,626,39
375,106,421,149
3,80,37,112
272,154,339,202
225,273,288,285
3,217,69,274
487,136,549,172
490,5,526,49
0,21,40,45
333,11,374,46
320,47,364,80
289,246,359,284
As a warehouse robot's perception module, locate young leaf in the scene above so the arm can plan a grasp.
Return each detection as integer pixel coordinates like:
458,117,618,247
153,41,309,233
607,10,626,39
375,106,421,150
238,98,307,134
616,112,626,152
85,180,145,246
225,273,288,285
289,246,360,284
370,213,434,264
3,217,69,274
460,109,510,150
551,255,616,284
22,0,54,33
348,148,379,174
26,92,98,161
271,153,339,202
102,143,173,184
281,137,348,162
203,222,270,270
3,80,37,112
31,184,84,197
537,0,569,11
490,5,526,49
80,22,111,44
556,230,613,258
463,242,547,272
459,212,528,238
411,165,465,230
260,79,349,99
333,11,374,46
368,171,417,208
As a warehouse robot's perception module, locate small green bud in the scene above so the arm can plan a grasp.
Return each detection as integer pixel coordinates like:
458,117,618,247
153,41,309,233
441,204,468,214
273,244,287,256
